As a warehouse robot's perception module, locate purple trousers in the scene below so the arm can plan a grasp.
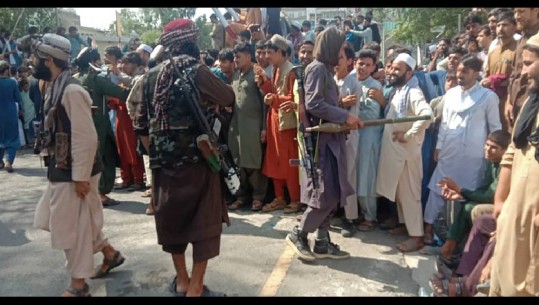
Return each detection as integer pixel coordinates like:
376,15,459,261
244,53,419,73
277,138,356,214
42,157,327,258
455,214,496,296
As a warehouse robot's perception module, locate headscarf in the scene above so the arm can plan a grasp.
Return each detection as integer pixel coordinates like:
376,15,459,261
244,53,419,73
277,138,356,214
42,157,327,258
153,19,200,132
313,27,345,67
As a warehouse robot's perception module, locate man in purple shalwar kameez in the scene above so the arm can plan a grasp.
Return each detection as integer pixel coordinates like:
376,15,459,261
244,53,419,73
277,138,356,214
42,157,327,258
286,27,363,262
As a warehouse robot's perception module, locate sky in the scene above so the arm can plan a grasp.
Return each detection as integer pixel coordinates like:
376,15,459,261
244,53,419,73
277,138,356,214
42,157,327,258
73,8,215,31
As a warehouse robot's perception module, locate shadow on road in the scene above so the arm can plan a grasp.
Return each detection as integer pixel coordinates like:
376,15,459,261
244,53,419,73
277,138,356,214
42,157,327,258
224,211,290,240
315,255,417,294
103,200,149,215
0,221,30,247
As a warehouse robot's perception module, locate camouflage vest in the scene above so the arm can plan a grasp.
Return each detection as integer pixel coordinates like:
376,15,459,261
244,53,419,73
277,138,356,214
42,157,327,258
145,61,205,169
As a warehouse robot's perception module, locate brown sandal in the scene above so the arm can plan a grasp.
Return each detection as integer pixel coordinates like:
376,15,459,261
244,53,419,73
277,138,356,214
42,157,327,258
251,200,264,211
397,238,424,253
284,201,301,214
228,200,245,210
63,283,91,297
261,198,287,212
90,251,125,279
358,220,377,232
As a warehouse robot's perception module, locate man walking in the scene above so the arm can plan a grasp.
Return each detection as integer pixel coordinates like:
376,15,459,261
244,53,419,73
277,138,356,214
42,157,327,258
33,34,124,297
286,27,363,262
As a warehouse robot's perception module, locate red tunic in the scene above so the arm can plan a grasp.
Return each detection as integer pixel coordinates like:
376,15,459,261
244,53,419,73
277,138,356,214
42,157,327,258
108,97,141,167
261,67,299,180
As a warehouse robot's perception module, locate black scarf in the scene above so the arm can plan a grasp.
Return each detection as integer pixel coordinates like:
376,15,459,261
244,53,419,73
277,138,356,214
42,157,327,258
513,91,539,161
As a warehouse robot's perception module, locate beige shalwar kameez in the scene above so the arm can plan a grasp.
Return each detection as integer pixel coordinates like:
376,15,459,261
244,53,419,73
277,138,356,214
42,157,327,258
376,86,432,237
34,84,108,279
490,99,539,296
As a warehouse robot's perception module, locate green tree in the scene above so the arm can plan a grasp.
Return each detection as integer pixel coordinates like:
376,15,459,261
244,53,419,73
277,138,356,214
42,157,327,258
372,8,472,44
195,15,212,51
140,29,161,46
108,8,197,37
0,8,58,37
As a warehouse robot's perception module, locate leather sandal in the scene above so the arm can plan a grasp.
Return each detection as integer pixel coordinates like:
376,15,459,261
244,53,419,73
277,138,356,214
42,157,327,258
284,201,301,214
90,251,125,279
228,200,245,210
251,200,264,211
358,220,377,232
261,198,286,212
63,283,91,297
397,238,424,253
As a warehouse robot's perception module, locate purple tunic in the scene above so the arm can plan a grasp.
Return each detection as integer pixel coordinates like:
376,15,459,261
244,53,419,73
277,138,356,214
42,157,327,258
301,60,354,209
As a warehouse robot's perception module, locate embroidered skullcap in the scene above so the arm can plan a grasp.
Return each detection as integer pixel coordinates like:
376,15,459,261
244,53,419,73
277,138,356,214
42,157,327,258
394,52,417,70
136,43,153,54
159,19,199,53
34,33,71,62
269,34,289,53
526,32,539,49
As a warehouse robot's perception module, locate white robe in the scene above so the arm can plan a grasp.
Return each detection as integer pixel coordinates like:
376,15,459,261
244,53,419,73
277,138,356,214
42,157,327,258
428,82,501,195
335,72,362,218
376,84,433,202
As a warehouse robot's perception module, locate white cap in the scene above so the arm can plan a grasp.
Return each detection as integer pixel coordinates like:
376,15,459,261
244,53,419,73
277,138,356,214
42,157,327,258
136,43,153,54
428,45,437,53
394,53,416,70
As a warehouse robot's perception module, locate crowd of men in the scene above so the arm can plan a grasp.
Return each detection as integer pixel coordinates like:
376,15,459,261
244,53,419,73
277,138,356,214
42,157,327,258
0,7,538,297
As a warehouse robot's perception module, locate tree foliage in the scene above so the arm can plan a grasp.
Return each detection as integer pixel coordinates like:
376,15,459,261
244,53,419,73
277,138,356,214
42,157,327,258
371,8,473,44
0,8,58,37
109,8,212,49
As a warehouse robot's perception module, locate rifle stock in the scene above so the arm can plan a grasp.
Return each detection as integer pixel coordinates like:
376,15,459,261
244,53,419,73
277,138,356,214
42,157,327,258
164,50,241,195
291,65,319,190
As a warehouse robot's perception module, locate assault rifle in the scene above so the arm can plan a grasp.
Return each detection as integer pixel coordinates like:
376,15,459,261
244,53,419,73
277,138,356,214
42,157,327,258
290,65,319,190
160,46,241,195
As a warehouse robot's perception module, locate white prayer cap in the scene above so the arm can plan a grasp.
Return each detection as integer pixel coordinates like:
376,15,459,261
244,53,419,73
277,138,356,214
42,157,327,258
394,53,416,70
428,45,437,53
136,43,153,54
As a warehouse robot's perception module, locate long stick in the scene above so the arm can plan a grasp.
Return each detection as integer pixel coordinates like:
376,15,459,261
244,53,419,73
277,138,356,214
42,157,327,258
363,114,432,127
212,8,237,40
11,8,26,34
306,115,432,133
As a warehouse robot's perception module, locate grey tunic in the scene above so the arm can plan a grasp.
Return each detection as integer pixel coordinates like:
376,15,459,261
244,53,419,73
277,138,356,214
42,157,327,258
228,67,265,169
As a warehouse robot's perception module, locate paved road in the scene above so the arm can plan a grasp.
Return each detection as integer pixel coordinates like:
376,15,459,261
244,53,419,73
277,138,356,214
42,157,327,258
0,149,436,296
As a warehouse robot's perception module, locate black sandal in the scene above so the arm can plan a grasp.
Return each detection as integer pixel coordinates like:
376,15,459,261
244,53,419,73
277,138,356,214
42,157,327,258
64,283,91,297
90,251,125,279
169,276,186,297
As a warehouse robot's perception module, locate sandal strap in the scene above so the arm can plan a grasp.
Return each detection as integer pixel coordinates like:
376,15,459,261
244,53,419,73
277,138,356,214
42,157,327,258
65,283,90,297
104,251,123,266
